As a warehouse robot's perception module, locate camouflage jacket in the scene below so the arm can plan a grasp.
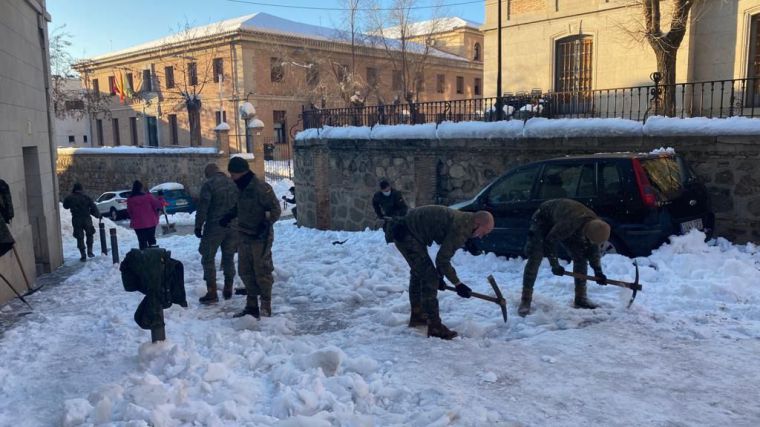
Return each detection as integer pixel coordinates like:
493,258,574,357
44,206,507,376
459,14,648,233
63,191,99,227
403,205,475,285
372,189,408,219
532,198,602,271
195,172,238,231
232,172,281,240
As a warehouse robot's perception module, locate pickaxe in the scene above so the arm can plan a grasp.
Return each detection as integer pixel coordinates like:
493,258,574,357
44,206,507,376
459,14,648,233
441,274,508,323
561,262,642,308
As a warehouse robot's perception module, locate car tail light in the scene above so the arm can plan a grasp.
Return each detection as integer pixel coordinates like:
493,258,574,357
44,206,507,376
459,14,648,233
117,199,127,204
632,158,658,208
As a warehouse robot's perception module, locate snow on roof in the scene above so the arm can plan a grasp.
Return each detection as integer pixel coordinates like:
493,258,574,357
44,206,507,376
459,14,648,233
214,122,231,131
150,182,185,192
88,12,469,63
58,146,220,155
382,17,481,39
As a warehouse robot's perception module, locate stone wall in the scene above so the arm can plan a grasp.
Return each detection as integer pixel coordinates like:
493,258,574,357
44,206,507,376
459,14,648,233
56,151,228,200
294,135,760,243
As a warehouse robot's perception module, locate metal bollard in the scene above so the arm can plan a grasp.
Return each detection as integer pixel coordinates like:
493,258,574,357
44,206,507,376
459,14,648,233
151,310,166,342
109,228,119,263
99,222,108,255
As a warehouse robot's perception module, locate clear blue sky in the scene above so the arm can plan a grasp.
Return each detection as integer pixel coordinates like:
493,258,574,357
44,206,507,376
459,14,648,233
47,0,485,59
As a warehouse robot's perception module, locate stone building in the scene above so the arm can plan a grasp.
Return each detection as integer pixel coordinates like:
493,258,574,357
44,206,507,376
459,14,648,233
73,12,484,155
53,78,92,147
0,0,64,304
483,0,760,100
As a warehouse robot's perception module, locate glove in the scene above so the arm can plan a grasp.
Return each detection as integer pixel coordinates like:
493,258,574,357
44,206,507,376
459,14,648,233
194,227,203,239
219,213,234,227
281,195,287,200
438,276,446,291
594,272,608,285
455,283,472,298
464,238,482,256
551,265,565,276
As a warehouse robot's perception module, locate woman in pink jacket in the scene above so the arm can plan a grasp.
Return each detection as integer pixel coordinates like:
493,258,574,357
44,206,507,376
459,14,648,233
126,180,163,249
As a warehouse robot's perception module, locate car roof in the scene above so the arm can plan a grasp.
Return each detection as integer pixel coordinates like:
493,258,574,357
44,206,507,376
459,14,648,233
101,190,130,195
544,152,677,161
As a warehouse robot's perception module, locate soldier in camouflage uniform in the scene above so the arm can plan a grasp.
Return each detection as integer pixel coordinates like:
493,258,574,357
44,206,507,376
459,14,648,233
195,163,240,304
0,179,14,258
518,198,611,317
62,182,101,262
221,157,281,319
391,205,494,340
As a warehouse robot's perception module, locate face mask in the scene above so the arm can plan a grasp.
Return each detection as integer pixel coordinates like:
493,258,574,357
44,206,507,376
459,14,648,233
382,190,391,196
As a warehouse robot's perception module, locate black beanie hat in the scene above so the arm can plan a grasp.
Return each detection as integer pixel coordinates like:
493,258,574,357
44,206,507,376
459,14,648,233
72,182,83,192
228,157,250,173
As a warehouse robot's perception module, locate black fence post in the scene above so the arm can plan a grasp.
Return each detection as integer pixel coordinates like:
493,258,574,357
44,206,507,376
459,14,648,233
99,221,108,255
109,228,119,264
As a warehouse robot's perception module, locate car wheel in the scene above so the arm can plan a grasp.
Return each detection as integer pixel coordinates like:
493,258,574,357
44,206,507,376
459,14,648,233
110,207,119,221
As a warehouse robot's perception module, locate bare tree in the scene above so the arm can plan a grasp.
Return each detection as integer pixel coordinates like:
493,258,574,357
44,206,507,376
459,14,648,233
366,0,444,105
640,0,699,116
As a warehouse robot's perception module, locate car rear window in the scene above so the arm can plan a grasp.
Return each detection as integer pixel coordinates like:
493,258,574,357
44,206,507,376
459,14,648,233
156,190,186,198
118,191,131,198
640,156,693,201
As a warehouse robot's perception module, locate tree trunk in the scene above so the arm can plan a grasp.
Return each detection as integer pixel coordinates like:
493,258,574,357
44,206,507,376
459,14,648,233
654,48,678,117
186,97,202,146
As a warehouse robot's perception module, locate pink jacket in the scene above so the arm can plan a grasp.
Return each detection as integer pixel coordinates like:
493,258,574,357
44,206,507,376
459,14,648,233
126,193,162,230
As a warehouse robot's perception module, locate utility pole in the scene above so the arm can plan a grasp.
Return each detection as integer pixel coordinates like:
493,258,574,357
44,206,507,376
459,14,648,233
496,0,504,120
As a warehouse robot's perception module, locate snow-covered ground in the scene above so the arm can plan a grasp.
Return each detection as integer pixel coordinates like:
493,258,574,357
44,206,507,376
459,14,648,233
1,208,759,426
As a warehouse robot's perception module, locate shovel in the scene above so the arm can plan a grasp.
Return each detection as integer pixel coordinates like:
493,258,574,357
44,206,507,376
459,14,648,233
441,275,508,323
160,209,176,235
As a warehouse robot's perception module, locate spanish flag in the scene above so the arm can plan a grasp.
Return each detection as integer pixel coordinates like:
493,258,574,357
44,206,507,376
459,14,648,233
113,72,126,104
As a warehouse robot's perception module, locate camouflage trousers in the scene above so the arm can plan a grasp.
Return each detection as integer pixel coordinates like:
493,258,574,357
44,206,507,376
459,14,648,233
72,222,95,251
522,227,590,291
394,233,440,320
238,235,274,307
198,226,238,283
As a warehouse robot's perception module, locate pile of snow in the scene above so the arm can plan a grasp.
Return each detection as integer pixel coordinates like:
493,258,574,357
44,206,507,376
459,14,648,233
149,182,184,192
214,122,231,131
1,210,759,425
650,146,676,155
296,116,760,141
59,146,220,155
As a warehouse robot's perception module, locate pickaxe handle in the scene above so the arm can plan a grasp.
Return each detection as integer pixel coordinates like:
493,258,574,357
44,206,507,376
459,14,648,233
562,271,642,291
442,285,501,304
441,273,508,323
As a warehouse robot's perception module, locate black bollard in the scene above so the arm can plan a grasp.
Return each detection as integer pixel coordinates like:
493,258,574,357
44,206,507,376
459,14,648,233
109,228,119,264
151,310,166,342
99,222,108,255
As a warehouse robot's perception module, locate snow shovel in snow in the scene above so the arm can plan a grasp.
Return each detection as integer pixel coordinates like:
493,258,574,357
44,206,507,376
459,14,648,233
160,209,176,235
561,262,642,308
441,274,508,323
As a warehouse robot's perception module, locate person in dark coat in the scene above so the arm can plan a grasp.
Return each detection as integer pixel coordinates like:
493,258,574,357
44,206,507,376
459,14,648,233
519,198,611,317
0,179,14,257
281,186,297,222
62,182,100,261
372,179,408,220
390,205,494,340
126,180,163,249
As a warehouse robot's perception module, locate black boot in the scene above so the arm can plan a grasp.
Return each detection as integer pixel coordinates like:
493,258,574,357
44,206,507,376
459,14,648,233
427,317,457,340
408,306,427,327
79,248,87,262
199,282,219,305
87,245,95,258
574,284,598,309
222,279,234,300
233,302,260,319
518,287,533,317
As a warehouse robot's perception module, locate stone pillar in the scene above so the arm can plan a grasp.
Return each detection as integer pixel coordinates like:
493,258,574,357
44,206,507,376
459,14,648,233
251,130,265,178
214,124,229,153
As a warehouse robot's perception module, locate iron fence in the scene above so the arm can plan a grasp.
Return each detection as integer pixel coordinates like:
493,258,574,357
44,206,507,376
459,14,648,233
302,77,760,129
262,137,293,180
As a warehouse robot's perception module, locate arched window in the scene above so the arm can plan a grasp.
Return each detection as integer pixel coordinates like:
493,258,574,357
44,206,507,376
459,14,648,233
473,43,481,61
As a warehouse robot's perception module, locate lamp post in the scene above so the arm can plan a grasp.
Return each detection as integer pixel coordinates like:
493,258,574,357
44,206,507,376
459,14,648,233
495,0,504,121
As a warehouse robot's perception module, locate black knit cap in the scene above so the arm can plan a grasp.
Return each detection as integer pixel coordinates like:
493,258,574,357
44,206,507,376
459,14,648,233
228,157,250,173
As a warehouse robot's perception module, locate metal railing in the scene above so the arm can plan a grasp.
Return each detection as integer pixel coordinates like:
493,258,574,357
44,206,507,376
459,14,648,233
302,77,760,129
262,137,293,180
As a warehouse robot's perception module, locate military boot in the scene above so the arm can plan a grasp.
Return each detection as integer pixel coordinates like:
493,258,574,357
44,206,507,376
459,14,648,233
260,298,272,317
518,287,533,317
86,245,95,258
199,281,219,305
79,248,87,262
574,284,598,309
222,279,234,300
233,299,260,319
427,317,458,340
408,306,427,327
